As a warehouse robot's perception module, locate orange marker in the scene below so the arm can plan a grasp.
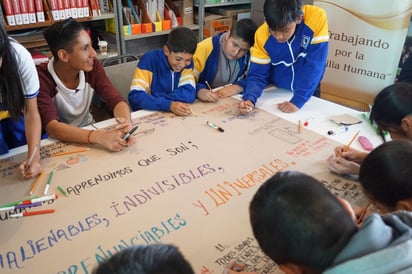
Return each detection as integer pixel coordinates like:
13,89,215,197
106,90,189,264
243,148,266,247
9,209,55,218
29,171,45,195
51,148,90,157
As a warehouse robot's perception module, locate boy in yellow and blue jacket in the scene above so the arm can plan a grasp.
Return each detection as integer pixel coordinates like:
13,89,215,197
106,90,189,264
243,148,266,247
128,27,198,116
239,0,329,114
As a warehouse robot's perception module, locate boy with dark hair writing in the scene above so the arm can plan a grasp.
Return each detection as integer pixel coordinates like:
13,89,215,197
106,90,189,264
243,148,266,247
128,27,198,116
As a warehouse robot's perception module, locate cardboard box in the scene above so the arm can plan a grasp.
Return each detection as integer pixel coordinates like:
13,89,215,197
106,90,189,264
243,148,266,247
174,0,193,26
195,13,232,37
207,5,250,26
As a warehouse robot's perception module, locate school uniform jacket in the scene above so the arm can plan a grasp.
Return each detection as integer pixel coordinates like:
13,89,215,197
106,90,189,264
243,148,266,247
243,5,329,108
193,32,250,92
128,49,196,112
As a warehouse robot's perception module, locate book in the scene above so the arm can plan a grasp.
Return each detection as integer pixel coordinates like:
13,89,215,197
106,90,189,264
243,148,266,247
34,0,44,21
10,0,23,25
18,0,30,24
2,0,16,25
63,0,71,18
82,0,89,17
69,0,77,17
48,0,60,20
26,0,37,23
56,0,66,19
31,52,49,65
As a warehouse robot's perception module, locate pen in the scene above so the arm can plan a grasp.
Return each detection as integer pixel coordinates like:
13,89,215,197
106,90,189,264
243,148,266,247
206,121,224,132
25,144,39,171
344,130,360,152
0,202,43,212
298,120,301,134
44,171,54,195
327,126,348,135
9,209,55,218
29,171,45,195
51,148,91,157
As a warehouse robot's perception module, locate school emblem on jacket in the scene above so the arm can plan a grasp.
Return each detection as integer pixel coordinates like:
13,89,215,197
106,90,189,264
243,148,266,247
301,36,310,49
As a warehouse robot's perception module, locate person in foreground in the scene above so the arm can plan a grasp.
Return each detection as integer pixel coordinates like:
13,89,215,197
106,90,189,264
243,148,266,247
128,27,198,116
0,24,42,178
37,18,134,152
249,171,412,274
194,18,257,102
92,244,194,274
239,0,329,114
359,140,412,214
327,81,412,175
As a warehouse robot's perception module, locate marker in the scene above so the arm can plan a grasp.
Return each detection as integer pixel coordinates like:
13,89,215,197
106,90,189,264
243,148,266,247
29,171,45,195
51,148,91,157
21,194,58,205
327,126,348,135
9,209,55,218
123,125,139,140
205,81,213,91
44,171,54,195
0,202,43,212
58,186,68,197
211,83,233,93
298,120,301,134
206,121,224,132
0,196,40,208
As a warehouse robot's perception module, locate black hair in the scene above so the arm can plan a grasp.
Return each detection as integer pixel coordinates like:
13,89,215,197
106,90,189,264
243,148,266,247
167,27,198,54
250,171,357,271
0,24,25,119
359,140,412,209
43,17,85,59
263,0,304,31
93,244,194,274
370,81,412,141
230,18,258,47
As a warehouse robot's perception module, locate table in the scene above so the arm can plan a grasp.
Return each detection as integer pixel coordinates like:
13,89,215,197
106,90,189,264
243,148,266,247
0,88,382,273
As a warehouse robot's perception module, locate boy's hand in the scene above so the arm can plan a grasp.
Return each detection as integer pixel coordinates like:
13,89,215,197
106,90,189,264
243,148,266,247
239,100,254,114
197,88,219,102
277,101,299,113
170,102,192,116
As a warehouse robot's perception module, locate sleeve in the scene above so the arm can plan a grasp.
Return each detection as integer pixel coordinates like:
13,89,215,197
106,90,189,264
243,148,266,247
36,63,60,129
14,42,40,99
163,67,196,103
242,25,271,104
128,54,172,112
193,37,214,92
290,7,329,108
90,60,126,111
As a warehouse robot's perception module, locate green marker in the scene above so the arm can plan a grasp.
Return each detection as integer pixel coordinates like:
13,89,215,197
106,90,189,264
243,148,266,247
57,185,68,197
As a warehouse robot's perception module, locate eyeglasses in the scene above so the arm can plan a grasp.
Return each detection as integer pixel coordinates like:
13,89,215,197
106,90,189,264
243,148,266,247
228,38,250,54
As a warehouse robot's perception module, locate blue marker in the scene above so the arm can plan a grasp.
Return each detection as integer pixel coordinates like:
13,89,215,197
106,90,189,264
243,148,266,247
327,126,348,135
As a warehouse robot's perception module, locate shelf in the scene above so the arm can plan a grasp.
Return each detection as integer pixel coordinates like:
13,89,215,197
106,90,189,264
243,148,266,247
193,0,250,8
124,24,200,41
5,13,115,32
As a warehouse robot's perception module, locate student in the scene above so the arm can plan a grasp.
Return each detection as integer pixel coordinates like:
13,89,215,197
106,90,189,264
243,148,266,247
249,171,412,274
194,18,258,102
128,27,198,116
359,140,412,213
327,81,412,175
239,0,329,114
92,243,251,274
37,18,134,152
93,244,194,274
0,25,42,178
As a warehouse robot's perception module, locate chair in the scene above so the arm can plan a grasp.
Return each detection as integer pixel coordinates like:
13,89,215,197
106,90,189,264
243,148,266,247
102,54,139,101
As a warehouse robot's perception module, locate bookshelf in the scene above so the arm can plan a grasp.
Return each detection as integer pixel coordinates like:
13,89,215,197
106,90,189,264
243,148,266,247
0,0,121,58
